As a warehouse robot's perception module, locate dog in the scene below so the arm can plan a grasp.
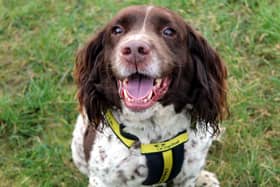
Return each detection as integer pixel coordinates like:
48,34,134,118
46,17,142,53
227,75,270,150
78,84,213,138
71,5,227,187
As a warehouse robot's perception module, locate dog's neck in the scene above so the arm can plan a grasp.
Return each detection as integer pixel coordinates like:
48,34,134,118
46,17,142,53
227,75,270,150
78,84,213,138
113,103,191,144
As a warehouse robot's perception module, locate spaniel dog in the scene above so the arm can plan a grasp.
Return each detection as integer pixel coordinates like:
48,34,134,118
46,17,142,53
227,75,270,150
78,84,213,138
71,5,227,187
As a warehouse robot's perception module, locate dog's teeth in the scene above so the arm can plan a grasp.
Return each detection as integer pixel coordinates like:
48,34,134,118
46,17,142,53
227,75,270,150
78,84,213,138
143,99,148,103
147,91,153,99
155,79,162,87
124,90,128,98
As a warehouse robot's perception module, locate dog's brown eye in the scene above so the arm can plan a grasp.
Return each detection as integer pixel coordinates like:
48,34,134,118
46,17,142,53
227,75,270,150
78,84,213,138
162,27,176,37
112,26,124,35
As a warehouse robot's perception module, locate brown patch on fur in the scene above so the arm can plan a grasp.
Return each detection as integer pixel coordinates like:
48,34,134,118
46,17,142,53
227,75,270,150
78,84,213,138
83,124,96,161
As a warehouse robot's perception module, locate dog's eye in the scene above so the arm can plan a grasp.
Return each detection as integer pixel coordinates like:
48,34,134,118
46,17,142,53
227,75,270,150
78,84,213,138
162,27,176,37
112,26,124,35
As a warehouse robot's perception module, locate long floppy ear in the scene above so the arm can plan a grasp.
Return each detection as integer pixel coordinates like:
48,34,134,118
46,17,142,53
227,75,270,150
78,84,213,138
74,29,108,127
186,25,228,133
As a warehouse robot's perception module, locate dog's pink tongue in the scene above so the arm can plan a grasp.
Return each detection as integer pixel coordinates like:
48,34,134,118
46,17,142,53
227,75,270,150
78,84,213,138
127,75,153,99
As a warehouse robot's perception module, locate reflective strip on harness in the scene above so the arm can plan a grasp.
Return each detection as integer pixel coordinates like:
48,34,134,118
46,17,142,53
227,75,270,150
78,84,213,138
105,110,136,147
142,142,185,185
159,150,173,183
141,132,188,153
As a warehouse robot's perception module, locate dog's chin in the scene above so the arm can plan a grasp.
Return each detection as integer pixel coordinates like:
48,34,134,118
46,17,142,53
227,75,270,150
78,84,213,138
120,101,162,121
118,73,171,111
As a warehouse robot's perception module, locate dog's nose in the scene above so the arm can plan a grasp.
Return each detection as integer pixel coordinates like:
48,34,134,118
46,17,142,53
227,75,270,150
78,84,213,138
121,40,150,63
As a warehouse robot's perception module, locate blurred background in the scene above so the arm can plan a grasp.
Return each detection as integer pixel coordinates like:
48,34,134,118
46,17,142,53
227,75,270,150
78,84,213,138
0,0,279,186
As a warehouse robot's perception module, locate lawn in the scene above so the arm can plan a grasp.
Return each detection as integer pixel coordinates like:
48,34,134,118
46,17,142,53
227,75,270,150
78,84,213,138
0,0,279,186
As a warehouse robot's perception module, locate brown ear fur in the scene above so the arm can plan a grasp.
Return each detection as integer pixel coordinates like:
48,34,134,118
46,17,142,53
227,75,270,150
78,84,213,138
186,25,228,133
74,29,116,127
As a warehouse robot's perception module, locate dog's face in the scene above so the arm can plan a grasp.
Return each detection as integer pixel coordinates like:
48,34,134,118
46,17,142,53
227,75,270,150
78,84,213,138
104,6,189,111
75,6,227,130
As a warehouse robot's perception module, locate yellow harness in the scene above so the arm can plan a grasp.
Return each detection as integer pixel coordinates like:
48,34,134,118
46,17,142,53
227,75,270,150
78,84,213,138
104,110,189,185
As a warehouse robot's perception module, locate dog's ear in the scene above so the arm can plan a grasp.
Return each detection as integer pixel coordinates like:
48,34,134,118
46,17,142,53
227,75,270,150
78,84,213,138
74,29,108,127
186,25,228,132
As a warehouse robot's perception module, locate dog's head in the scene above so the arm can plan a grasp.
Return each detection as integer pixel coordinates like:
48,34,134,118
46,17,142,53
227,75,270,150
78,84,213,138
74,5,227,131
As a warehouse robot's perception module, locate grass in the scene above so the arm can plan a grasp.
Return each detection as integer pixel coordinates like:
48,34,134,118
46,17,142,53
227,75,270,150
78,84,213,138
0,0,279,186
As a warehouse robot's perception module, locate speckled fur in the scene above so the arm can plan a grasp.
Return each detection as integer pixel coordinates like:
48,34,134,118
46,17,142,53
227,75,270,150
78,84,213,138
71,103,220,187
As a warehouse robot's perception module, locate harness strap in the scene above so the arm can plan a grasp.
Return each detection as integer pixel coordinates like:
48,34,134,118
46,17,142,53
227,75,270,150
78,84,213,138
105,109,138,147
104,110,188,185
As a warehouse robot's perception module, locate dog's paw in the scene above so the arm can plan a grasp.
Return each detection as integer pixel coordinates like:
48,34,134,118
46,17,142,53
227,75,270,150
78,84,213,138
195,170,220,187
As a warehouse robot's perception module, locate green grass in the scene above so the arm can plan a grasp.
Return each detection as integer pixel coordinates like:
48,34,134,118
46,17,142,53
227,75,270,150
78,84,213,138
0,0,279,186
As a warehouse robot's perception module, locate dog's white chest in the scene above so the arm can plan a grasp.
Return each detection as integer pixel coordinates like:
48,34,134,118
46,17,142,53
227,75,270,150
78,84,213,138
73,125,213,186
89,127,148,186
71,104,214,186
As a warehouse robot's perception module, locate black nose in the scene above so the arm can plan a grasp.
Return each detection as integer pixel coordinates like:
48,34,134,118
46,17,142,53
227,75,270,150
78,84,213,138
121,40,150,63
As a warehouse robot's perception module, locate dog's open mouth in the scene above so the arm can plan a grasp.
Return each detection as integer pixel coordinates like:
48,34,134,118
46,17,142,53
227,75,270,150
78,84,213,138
118,73,171,111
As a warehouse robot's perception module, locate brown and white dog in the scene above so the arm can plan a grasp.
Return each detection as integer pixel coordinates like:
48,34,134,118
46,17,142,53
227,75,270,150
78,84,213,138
71,5,227,187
